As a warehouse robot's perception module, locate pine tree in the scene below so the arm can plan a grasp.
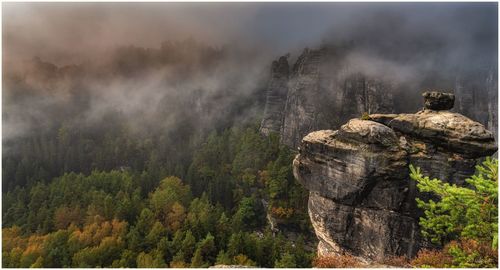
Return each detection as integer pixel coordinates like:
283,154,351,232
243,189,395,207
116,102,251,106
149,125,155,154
410,158,498,246
181,230,196,260
215,250,232,265
275,252,296,268
410,158,498,267
190,249,206,267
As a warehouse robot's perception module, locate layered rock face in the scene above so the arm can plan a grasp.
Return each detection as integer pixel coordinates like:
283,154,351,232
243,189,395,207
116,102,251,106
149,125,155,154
280,49,325,148
280,52,396,149
454,68,498,142
293,92,497,261
260,56,290,135
260,47,396,149
259,46,498,148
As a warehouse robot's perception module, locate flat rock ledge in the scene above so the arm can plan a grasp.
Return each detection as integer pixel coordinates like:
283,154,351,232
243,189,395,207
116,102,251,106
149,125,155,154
293,93,496,262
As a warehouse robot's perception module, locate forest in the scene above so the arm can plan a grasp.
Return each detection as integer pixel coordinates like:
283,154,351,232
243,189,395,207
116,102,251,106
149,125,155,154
2,122,314,267
2,3,498,268
0,37,321,267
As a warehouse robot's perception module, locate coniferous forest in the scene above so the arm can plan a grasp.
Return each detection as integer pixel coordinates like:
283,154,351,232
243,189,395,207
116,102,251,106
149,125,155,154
2,13,321,264
2,122,314,267
2,2,498,268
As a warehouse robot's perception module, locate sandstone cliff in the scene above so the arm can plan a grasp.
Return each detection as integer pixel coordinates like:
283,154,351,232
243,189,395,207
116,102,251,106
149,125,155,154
259,47,498,148
260,56,290,136
292,92,497,261
454,68,498,142
260,47,397,149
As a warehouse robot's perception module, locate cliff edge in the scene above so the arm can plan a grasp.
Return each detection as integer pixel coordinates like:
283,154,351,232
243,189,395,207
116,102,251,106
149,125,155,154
292,91,497,261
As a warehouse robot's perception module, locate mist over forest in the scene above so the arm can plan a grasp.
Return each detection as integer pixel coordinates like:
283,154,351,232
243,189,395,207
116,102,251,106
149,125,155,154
4,2,497,140
2,2,498,268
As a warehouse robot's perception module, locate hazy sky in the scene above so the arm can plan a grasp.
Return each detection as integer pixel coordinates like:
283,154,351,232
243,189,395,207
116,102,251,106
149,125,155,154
3,2,498,65
2,2,498,142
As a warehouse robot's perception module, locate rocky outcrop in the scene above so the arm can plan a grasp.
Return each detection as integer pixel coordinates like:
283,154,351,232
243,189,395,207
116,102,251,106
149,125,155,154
280,48,398,149
280,49,325,148
260,46,497,149
454,67,498,142
261,47,396,149
423,91,455,110
260,56,290,136
293,92,497,261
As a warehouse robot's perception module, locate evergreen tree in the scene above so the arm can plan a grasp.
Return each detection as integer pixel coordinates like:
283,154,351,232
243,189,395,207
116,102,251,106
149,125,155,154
275,252,297,268
181,230,196,261
410,158,498,246
215,250,232,265
2,124,315,268
410,158,498,267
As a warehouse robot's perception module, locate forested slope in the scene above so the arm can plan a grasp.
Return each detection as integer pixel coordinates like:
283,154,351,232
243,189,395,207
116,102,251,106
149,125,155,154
2,125,314,268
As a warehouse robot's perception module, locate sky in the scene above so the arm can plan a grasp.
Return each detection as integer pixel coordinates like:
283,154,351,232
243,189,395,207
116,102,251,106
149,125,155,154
3,2,498,65
1,2,498,142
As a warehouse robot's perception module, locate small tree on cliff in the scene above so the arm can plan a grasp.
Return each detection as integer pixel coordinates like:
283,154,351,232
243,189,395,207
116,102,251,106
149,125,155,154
410,158,498,267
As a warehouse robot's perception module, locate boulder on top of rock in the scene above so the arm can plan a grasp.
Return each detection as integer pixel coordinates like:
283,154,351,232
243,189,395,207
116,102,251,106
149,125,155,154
422,91,455,110
293,90,497,261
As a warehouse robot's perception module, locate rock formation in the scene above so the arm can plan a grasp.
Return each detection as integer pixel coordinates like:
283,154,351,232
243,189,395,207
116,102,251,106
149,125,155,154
454,68,498,142
423,92,455,110
293,92,497,261
260,47,396,149
280,49,326,148
259,47,498,148
260,56,290,135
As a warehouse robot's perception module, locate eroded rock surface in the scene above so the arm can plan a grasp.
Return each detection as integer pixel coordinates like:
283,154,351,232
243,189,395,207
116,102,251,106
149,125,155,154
259,47,397,149
260,56,290,136
259,46,497,148
279,48,395,149
423,91,455,110
293,93,497,261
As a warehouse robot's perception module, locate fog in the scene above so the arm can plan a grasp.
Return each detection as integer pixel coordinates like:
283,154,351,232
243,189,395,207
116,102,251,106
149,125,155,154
2,2,497,143
6,3,495,64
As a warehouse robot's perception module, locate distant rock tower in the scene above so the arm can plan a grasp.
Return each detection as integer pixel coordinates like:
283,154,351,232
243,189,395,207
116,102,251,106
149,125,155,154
259,55,290,136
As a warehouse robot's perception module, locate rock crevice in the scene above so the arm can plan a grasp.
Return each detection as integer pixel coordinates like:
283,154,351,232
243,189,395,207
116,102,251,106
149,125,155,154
293,92,497,261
